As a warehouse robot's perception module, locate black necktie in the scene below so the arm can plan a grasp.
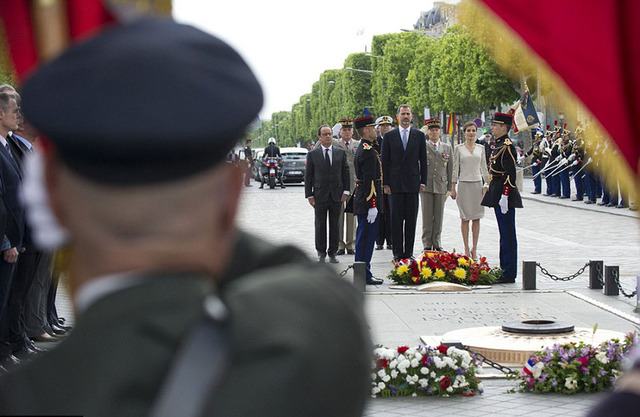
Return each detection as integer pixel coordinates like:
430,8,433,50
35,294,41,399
4,142,12,160
325,148,330,166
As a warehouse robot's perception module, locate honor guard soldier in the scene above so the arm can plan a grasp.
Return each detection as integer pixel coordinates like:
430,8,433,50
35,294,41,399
571,128,586,201
353,115,384,285
547,126,563,197
374,116,393,251
0,18,371,417
559,129,573,199
481,113,523,283
524,129,544,194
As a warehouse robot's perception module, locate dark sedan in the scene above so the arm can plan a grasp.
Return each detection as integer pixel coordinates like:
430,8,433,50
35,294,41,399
280,147,308,183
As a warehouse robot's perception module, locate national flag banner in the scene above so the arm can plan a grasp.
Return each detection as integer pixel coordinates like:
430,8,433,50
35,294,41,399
523,358,535,376
424,107,431,122
510,91,540,133
446,113,456,135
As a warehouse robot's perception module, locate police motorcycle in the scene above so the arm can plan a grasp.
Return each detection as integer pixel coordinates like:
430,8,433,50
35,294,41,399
260,138,284,189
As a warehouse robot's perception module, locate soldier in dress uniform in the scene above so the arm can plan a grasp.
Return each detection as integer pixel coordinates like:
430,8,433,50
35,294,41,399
481,113,523,284
374,116,393,251
524,129,544,194
558,129,573,199
353,115,384,285
421,118,452,252
547,127,562,197
571,127,586,201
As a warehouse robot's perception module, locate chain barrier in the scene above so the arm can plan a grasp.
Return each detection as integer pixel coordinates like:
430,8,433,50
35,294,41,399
536,262,589,282
339,264,353,277
463,345,518,377
612,268,637,298
594,262,604,285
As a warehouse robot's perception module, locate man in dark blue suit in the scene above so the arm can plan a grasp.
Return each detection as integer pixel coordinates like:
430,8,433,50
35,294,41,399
381,104,428,260
0,92,26,365
305,125,350,263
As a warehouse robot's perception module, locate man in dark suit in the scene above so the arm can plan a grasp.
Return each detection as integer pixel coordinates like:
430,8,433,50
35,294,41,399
305,125,350,264
0,91,26,366
381,104,428,260
243,138,253,187
0,19,371,417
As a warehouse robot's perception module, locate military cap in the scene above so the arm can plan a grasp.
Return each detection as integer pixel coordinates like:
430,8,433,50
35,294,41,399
21,18,263,185
354,115,375,130
493,113,513,126
375,116,393,126
338,118,353,128
425,118,441,129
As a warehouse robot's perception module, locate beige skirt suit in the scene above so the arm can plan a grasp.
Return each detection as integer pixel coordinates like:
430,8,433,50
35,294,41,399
452,143,490,220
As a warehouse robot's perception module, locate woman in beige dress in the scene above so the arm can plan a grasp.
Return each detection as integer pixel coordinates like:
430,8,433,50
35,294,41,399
450,121,490,259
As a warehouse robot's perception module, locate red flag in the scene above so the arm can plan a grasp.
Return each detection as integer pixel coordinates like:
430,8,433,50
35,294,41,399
476,0,640,175
0,0,115,81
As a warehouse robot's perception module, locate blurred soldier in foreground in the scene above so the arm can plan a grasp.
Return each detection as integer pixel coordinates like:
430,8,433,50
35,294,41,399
0,18,371,417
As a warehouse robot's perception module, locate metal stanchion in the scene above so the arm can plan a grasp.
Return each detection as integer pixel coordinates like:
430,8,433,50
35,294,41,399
589,260,604,290
604,266,619,296
353,262,366,292
522,261,536,290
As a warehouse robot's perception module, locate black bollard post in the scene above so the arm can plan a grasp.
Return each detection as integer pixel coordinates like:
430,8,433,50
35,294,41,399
604,266,619,296
589,260,603,290
522,261,536,290
353,262,366,292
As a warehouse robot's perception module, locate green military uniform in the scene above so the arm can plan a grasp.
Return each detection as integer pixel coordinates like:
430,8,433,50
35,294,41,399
0,231,371,417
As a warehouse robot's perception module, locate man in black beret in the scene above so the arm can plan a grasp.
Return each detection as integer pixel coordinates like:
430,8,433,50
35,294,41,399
481,113,523,283
0,18,371,417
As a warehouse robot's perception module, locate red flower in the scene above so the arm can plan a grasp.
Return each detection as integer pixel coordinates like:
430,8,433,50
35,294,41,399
397,346,410,354
421,355,430,366
440,376,452,390
410,262,420,278
437,344,450,355
376,358,389,369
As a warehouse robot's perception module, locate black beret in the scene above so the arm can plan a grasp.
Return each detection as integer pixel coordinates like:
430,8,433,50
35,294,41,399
21,18,263,184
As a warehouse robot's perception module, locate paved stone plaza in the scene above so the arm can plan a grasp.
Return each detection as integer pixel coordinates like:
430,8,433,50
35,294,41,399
50,175,639,416
236,176,640,416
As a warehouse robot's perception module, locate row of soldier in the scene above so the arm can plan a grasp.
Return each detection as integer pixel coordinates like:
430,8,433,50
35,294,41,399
305,105,521,285
524,123,635,209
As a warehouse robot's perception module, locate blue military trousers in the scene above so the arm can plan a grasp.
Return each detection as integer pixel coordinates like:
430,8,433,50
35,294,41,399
494,207,517,280
355,213,379,279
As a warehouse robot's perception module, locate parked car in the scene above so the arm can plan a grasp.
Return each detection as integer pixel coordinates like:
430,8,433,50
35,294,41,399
280,147,308,183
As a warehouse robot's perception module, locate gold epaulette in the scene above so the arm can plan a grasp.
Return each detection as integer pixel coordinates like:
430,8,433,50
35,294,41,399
362,143,372,150
504,138,512,146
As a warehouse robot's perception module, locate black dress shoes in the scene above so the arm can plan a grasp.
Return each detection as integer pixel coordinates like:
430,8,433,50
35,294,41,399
584,200,595,204
531,191,541,194
328,255,339,264
0,354,21,369
13,347,38,361
336,249,345,256
346,249,354,255
387,244,392,250
317,255,326,263
50,324,67,336
366,276,384,285
571,197,583,201
495,277,516,284
433,247,443,252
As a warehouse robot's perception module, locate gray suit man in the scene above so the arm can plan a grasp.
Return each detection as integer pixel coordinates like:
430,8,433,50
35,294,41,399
421,119,452,251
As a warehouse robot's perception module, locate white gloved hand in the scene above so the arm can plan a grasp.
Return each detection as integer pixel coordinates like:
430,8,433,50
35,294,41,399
367,207,378,223
499,195,509,214
560,158,568,165
568,153,576,162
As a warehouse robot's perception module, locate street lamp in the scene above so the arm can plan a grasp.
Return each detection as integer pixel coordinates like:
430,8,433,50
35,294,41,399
345,67,373,74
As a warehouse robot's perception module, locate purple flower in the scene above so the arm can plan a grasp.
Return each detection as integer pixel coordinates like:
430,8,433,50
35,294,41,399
599,370,608,376
581,347,590,357
539,372,549,383
592,377,597,385
456,368,466,375
389,385,398,394
551,378,558,388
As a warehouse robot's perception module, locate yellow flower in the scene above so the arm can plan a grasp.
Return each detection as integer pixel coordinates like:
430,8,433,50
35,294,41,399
454,267,467,280
421,268,432,278
457,257,469,267
427,252,435,258
480,270,487,275
397,265,409,275
434,268,445,279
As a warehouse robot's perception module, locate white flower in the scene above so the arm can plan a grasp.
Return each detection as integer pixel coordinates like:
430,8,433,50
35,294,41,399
532,362,545,379
412,393,417,397
596,352,610,364
371,373,377,380
382,374,391,383
391,370,398,378
430,371,437,378
564,377,578,390
419,378,429,388
455,375,469,388
397,354,406,362
371,387,380,395
414,352,423,361
446,386,454,393
377,369,386,378
378,382,386,390
389,360,398,369
420,367,429,375
411,359,420,368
